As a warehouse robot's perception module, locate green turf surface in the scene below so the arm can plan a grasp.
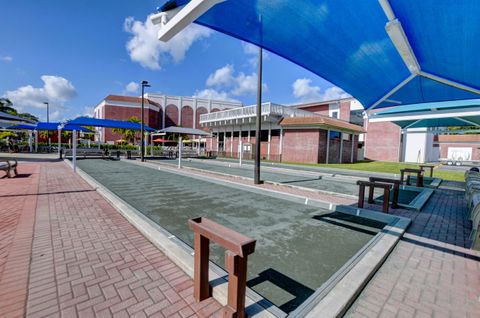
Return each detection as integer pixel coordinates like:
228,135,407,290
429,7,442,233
77,159,384,313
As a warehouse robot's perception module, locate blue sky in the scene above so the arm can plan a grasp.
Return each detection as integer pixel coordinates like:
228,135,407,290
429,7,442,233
0,0,347,122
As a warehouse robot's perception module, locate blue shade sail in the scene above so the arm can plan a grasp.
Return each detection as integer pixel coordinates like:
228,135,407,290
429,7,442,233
158,0,480,108
67,117,155,131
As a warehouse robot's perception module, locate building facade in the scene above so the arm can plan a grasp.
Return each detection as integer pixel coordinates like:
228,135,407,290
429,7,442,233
200,99,365,164
93,94,241,143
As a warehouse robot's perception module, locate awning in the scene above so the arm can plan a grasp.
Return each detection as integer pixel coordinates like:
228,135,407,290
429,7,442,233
369,99,480,128
280,116,366,133
153,138,173,142
154,1,480,110
67,117,155,131
156,126,211,136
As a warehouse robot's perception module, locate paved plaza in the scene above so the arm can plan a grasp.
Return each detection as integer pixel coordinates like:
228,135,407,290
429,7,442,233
0,158,479,317
0,161,223,318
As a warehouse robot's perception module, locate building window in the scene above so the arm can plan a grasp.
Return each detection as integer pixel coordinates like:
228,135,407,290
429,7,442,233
329,131,341,139
331,111,338,119
241,131,248,137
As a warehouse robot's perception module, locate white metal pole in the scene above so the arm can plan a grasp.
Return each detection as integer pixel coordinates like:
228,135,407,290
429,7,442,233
279,127,283,162
178,137,182,169
144,131,148,158
267,126,271,160
28,130,33,153
150,133,154,157
239,140,243,167
72,130,77,173
58,128,62,158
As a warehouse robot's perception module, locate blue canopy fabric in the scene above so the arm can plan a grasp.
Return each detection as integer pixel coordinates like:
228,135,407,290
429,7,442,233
370,99,480,128
33,122,93,132
67,117,155,131
7,124,37,130
160,0,480,109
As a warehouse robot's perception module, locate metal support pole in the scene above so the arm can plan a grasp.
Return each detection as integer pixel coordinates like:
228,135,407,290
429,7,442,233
141,87,145,162
351,134,355,163
28,130,33,153
178,137,182,169
144,131,148,159
279,127,283,162
58,128,62,159
267,125,271,160
254,46,263,184
72,130,77,173
239,140,243,167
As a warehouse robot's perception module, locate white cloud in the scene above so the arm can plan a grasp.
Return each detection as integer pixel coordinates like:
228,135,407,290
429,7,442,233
3,75,77,111
49,110,62,121
124,15,212,70
206,64,235,87
193,88,239,102
241,41,269,67
0,55,13,62
125,81,139,93
202,64,267,99
242,42,258,55
83,106,95,117
293,78,349,102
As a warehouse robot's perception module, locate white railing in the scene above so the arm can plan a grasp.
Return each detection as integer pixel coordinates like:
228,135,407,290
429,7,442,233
199,102,320,123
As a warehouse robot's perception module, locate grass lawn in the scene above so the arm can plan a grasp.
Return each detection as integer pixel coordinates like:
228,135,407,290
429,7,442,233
283,160,465,182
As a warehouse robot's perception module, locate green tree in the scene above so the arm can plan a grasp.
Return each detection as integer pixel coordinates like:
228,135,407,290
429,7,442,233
111,116,141,144
0,98,16,114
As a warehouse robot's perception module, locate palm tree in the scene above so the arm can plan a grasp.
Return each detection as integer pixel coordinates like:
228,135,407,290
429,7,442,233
0,98,16,114
111,116,141,144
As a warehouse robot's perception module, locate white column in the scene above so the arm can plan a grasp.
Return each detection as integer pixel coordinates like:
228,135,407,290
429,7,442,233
279,127,283,161
239,140,243,166
144,131,148,158
208,100,212,112
339,132,344,163
162,95,167,129
216,131,219,152
248,129,251,143
72,130,77,173
267,126,271,160
58,128,62,158
178,137,182,168
178,97,182,126
230,127,234,155
351,134,355,163
326,129,330,164
28,130,33,153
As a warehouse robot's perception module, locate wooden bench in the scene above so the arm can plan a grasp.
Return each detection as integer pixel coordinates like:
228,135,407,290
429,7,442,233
369,177,401,209
419,165,434,178
400,168,424,187
188,217,256,318
0,159,18,178
357,180,391,213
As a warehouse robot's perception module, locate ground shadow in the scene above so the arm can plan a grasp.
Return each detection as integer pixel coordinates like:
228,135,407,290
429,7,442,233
313,212,386,236
247,268,314,313
0,189,95,198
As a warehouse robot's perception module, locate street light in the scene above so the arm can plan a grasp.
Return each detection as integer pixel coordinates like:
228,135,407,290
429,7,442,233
141,80,151,162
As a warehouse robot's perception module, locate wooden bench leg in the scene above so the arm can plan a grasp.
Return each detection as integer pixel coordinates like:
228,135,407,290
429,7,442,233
383,187,390,213
224,251,248,318
392,184,399,209
193,233,210,302
358,184,365,209
368,185,375,203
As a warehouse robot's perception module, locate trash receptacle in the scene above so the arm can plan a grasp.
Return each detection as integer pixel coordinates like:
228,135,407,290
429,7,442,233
127,150,131,159
116,150,120,159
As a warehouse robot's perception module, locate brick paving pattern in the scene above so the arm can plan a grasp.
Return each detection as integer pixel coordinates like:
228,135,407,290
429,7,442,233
345,188,480,317
0,162,222,318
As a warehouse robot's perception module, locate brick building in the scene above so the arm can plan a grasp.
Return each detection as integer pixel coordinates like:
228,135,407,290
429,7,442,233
200,98,365,164
93,94,241,143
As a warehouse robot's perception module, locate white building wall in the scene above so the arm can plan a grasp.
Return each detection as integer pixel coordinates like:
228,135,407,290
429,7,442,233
404,128,428,163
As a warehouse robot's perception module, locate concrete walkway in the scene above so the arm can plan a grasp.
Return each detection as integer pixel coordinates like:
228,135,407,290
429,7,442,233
0,162,222,318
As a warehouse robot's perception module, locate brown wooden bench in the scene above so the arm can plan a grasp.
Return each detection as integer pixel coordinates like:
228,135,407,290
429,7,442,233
188,217,256,318
357,180,391,213
419,164,434,178
369,177,401,209
0,159,18,178
400,168,424,187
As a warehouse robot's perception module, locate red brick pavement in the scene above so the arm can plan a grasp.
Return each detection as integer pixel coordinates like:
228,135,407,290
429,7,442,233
0,164,40,318
0,162,223,318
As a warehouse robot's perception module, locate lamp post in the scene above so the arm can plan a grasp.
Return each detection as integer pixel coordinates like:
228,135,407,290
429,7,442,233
43,102,49,122
141,80,150,162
